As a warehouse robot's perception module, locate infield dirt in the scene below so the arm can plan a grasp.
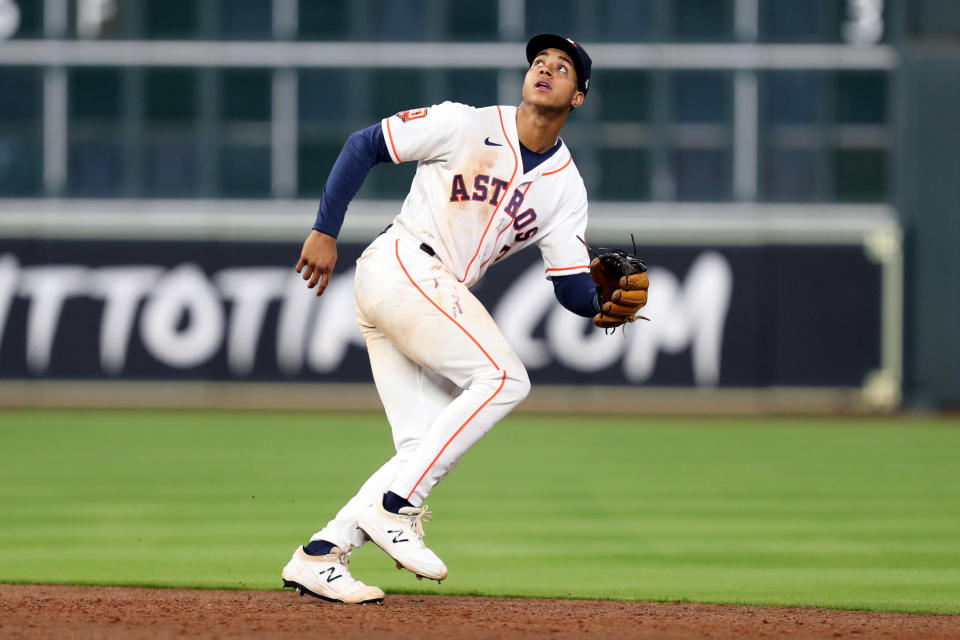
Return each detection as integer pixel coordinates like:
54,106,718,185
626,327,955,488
2,584,959,639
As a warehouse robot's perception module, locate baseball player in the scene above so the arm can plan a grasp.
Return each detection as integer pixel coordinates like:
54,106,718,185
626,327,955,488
281,34,646,604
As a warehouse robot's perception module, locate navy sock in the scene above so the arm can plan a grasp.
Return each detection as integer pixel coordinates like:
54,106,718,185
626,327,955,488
303,539,335,556
382,491,414,514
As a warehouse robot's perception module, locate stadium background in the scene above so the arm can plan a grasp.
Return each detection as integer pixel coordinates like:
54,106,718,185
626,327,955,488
1,0,960,624
3,0,955,413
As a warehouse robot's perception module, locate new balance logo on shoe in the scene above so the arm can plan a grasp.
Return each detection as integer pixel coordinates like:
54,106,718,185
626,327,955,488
387,529,409,544
318,567,342,583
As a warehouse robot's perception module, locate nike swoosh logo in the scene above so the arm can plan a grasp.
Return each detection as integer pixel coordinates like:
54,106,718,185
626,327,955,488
484,137,502,147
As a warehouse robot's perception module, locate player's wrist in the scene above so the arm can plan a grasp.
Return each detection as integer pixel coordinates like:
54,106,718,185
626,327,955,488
310,227,338,241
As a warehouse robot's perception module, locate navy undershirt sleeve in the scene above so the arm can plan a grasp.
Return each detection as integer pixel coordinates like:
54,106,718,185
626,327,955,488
313,123,392,238
551,272,600,318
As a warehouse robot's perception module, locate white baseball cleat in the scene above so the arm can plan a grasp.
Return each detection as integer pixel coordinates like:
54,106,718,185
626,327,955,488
357,500,448,582
281,546,385,604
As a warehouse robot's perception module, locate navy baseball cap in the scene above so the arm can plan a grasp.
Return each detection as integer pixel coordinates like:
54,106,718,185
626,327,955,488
525,34,592,95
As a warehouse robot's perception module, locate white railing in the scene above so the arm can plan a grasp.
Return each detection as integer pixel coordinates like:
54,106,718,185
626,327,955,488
0,199,897,243
0,40,898,69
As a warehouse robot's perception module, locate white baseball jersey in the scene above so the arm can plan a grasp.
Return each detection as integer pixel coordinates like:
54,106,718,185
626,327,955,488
380,101,591,288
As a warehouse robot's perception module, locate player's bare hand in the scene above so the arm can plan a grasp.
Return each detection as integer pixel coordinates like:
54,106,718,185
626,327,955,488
296,230,338,296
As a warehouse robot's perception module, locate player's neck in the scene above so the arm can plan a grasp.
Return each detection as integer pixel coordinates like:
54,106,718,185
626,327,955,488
515,102,567,154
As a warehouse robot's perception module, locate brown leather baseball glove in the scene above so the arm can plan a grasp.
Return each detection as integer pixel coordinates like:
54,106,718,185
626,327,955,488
589,247,650,330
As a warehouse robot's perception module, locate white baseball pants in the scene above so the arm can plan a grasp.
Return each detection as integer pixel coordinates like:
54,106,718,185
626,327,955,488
311,227,530,549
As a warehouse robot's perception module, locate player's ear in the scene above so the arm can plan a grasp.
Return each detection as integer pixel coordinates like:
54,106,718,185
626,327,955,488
570,91,585,110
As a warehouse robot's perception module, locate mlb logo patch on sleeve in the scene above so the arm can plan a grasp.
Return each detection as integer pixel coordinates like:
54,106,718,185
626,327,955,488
396,108,428,122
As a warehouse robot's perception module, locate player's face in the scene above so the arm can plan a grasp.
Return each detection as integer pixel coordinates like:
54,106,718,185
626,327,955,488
523,48,584,112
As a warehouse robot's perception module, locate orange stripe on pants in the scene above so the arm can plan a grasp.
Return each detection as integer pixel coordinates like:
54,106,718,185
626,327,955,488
405,370,507,500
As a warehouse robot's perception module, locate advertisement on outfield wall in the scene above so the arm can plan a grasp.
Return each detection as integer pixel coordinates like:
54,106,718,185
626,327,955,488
0,238,882,388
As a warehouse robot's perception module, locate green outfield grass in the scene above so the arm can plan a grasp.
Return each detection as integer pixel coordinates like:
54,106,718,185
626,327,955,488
1,409,959,614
